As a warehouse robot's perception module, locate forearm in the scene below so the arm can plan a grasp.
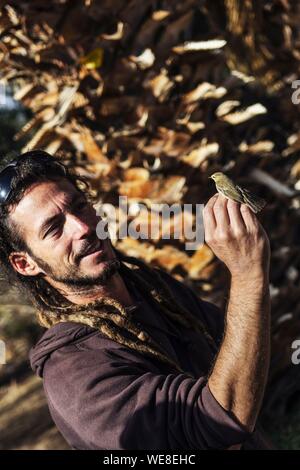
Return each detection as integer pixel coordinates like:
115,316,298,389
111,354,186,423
208,268,271,432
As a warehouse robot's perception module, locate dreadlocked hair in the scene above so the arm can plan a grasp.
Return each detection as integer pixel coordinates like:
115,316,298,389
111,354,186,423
31,249,217,378
0,149,217,378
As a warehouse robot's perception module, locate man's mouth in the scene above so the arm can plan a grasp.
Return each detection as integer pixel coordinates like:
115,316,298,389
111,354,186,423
79,238,104,260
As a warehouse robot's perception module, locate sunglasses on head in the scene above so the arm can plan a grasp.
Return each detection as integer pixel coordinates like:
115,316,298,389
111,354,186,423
0,150,66,204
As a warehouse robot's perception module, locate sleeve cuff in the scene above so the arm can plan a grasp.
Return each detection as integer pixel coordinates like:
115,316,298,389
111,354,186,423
200,382,255,448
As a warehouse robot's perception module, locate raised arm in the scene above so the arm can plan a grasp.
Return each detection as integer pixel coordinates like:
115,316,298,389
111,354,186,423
203,193,271,432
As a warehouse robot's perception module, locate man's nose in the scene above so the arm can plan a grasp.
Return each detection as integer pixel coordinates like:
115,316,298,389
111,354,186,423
67,213,92,239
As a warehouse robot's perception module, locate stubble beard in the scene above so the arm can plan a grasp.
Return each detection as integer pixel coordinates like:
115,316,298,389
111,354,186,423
30,249,121,290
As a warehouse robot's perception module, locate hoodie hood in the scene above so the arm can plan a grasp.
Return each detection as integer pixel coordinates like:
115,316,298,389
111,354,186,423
29,265,182,379
28,254,169,380
29,279,144,379
29,322,97,378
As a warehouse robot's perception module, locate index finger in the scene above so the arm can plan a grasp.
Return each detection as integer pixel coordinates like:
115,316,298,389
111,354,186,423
203,193,218,231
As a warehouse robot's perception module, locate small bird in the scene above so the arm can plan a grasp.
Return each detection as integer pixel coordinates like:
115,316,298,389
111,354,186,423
210,172,266,213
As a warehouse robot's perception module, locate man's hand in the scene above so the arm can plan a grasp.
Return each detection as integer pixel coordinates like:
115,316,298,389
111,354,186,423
202,192,271,436
203,193,270,277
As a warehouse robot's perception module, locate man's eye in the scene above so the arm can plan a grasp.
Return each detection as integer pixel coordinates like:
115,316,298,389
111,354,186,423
46,223,62,237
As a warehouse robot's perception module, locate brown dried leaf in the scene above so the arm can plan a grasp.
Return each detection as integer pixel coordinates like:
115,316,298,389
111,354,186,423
183,82,227,104
215,100,240,118
180,140,219,167
239,141,275,154
129,48,155,69
146,69,174,102
220,104,267,125
116,237,156,263
185,246,214,280
101,22,124,40
172,39,227,54
152,10,171,21
151,245,190,271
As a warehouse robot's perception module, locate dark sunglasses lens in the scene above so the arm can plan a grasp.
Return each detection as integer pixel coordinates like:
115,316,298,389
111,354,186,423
0,166,18,203
0,153,66,204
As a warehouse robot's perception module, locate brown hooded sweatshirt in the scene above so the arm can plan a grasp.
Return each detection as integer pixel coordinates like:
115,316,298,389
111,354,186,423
29,267,273,450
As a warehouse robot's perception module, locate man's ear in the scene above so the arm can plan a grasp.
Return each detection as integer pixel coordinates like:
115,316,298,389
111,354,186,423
8,252,45,277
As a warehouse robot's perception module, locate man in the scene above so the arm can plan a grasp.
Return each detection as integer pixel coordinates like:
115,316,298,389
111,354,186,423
0,150,273,449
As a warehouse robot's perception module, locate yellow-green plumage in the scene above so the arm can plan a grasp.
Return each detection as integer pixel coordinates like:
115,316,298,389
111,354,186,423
210,172,266,213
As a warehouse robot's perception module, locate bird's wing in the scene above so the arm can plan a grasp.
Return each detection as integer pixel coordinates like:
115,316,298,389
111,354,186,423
237,186,266,213
216,185,244,203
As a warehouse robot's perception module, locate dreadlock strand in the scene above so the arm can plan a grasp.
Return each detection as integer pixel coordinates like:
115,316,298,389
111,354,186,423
124,265,192,329
34,246,219,376
65,310,190,376
35,281,189,375
119,254,216,347
139,262,218,349
97,323,189,376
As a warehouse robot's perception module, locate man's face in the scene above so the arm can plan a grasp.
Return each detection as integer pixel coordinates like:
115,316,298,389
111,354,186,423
9,178,118,287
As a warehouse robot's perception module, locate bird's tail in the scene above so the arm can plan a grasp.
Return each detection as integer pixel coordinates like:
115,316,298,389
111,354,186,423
237,186,266,213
